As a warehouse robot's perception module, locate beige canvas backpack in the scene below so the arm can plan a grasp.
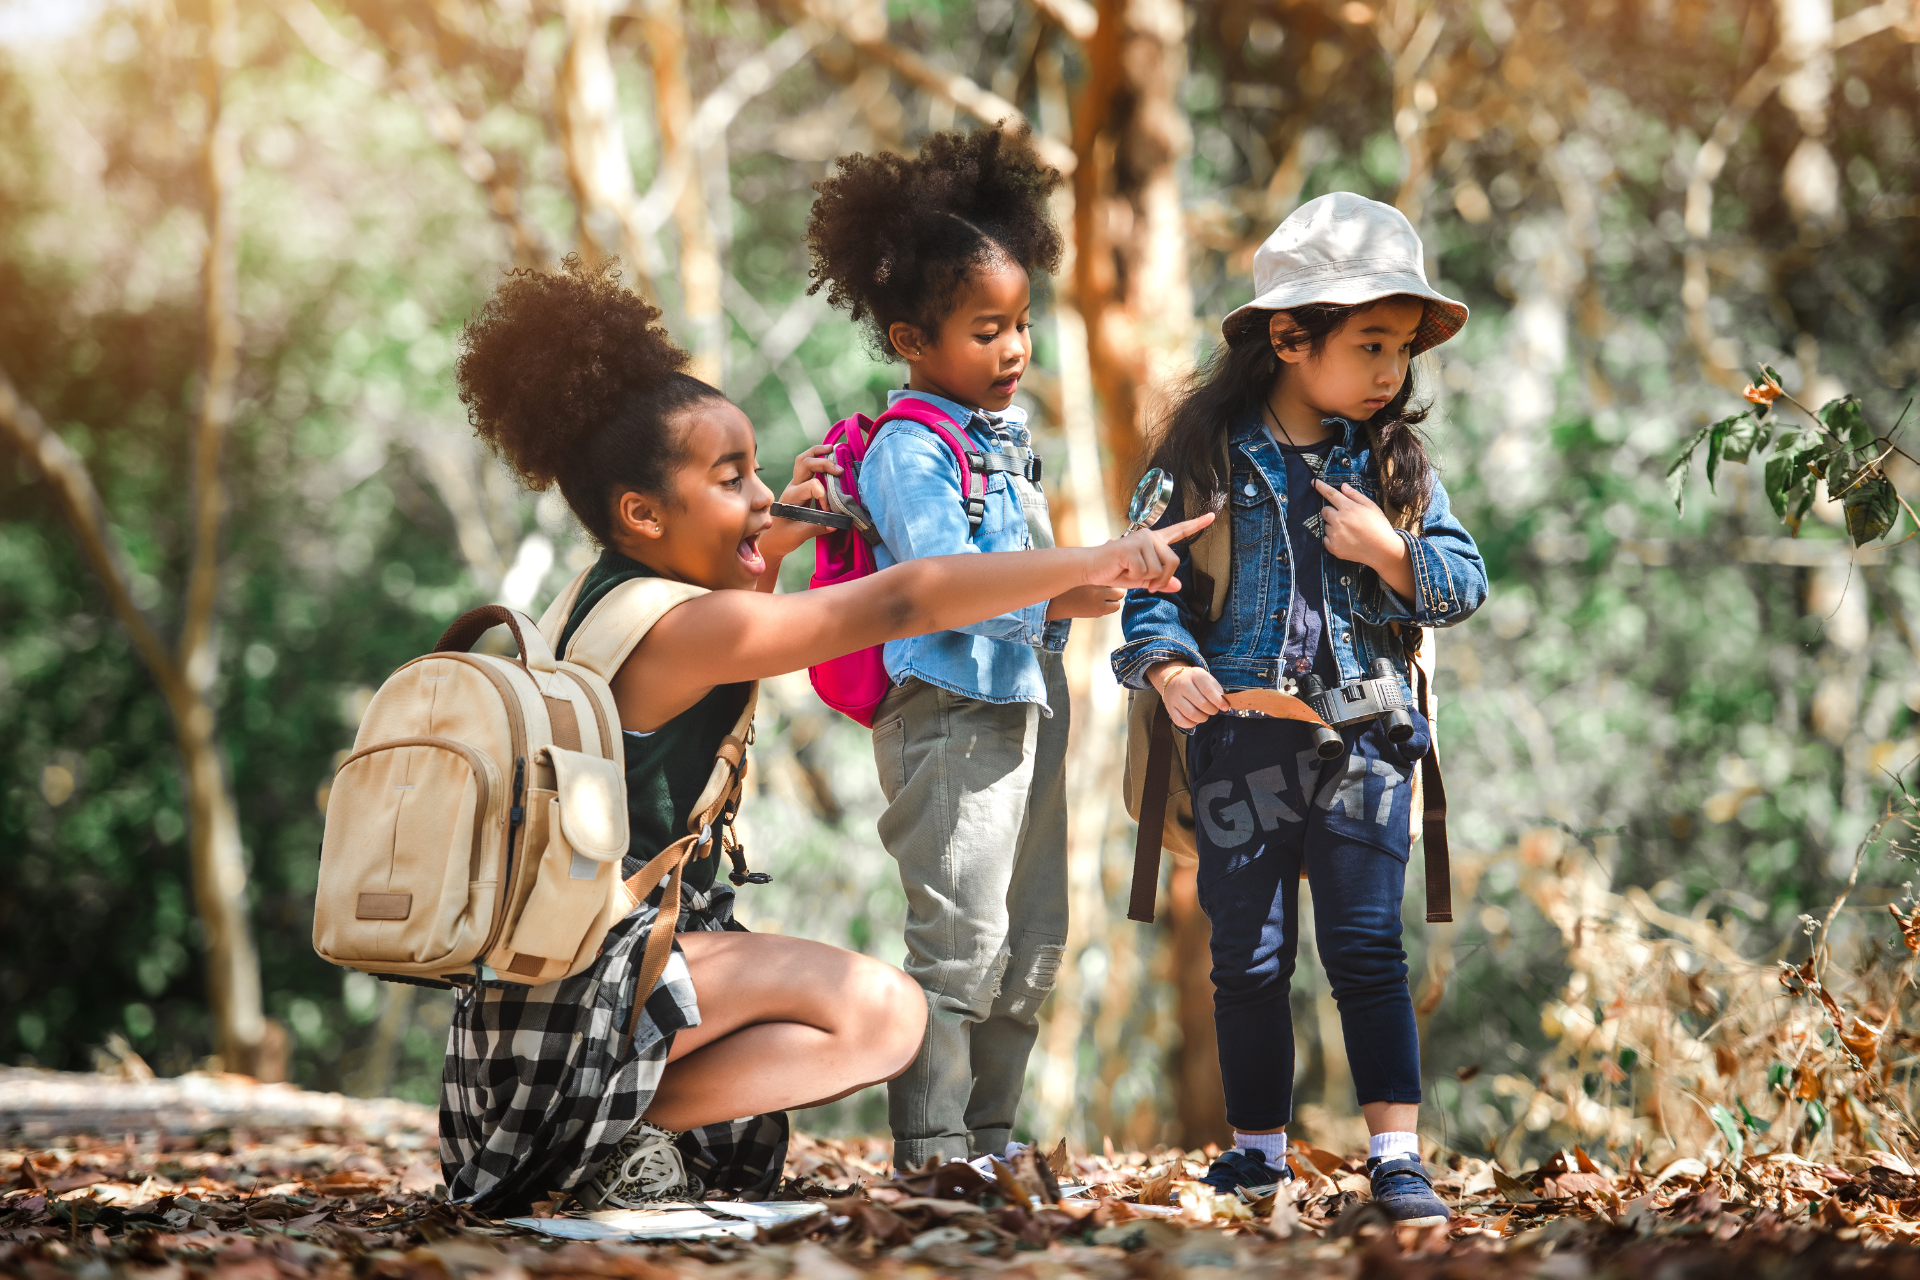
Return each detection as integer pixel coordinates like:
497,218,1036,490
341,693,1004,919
314,571,755,997
1119,440,1449,925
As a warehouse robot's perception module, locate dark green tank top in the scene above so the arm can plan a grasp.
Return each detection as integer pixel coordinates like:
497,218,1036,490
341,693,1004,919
559,550,750,897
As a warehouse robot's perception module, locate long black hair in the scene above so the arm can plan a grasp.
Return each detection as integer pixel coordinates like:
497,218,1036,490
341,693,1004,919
1146,300,1436,523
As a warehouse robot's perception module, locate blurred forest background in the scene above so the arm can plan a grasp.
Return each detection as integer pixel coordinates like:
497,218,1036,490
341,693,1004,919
5,0,1920,1169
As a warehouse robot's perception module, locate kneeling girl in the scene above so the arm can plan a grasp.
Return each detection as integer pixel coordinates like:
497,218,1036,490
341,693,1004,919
439,257,1207,1213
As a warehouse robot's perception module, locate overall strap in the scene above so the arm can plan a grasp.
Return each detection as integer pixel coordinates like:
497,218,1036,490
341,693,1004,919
1128,699,1177,924
622,683,759,1037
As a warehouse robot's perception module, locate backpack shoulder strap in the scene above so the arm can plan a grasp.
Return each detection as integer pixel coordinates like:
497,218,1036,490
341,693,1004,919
1183,431,1234,623
537,568,590,650
559,576,710,681
872,398,987,535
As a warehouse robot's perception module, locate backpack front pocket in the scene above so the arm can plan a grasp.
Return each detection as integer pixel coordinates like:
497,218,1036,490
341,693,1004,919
315,736,501,972
503,746,629,978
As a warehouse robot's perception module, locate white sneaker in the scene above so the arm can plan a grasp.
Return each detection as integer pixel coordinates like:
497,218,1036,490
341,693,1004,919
966,1141,1029,1178
580,1119,704,1208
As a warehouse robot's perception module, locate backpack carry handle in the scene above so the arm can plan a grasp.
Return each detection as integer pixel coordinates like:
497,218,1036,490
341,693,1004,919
436,604,559,674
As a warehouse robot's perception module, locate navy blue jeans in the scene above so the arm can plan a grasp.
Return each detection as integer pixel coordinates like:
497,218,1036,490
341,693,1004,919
1187,713,1424,1132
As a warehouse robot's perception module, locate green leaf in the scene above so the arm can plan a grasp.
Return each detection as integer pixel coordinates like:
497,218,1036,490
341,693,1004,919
1806,1098,1829,1135
1761,363,1784,387
1720,413,1769,464
1708,1103,1746,1162
1668,423,1713,513
1768,1062,1789,1092
1820,396,1875,448
1705,416,1745,491
1765,452,1797,518
1619,1048,1639,1073
1844,475,1900,546
1737,1097,1771,1134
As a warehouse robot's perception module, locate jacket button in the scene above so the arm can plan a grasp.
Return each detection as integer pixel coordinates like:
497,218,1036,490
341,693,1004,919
1243,483,1257,497
1339,575,1351,585
1437,601,1450,612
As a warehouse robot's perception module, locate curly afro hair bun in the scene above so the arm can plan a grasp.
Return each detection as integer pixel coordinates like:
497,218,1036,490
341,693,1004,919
806,123,1063,357
455,254,723,543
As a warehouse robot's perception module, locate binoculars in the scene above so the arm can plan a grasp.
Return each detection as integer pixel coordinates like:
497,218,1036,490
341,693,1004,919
1301,657,1415,759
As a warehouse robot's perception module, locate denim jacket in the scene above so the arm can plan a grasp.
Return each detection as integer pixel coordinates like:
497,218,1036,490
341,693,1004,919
1112,414,1486,696
863,389,1070,712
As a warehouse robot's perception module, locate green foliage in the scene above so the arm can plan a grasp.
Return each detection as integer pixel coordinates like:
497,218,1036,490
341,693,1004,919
1670,371,1911,547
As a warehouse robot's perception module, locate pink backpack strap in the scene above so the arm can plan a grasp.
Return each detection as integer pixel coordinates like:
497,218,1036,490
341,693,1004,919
869,398,987,534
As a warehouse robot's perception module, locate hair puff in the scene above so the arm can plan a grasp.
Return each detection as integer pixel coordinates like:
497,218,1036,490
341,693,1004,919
455,255,721,543
805,124,1063,357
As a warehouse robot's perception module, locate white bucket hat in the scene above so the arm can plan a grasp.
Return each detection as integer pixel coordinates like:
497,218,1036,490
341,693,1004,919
1222,192,1468,354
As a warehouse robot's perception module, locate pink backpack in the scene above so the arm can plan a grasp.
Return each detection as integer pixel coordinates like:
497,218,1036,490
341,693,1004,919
806,399,987,726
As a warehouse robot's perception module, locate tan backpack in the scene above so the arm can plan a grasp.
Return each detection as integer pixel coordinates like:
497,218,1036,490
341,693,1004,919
1119,445,1451,925
314,572,755,998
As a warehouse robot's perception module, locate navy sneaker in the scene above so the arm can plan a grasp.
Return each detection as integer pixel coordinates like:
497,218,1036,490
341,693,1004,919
1366,1154,1449,1225
1199,1146,1289,1196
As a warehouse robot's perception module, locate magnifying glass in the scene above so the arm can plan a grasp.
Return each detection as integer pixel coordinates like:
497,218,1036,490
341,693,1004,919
1126,468,1174,534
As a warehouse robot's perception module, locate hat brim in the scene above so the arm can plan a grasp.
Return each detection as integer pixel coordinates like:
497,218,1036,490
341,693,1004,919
1223,269,1468,355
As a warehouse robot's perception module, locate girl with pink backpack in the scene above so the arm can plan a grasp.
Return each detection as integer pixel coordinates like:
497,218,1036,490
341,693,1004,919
802,125,1113,1171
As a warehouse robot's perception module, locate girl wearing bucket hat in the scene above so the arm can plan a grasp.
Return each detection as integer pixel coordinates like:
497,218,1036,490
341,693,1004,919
1111,192,1488,1224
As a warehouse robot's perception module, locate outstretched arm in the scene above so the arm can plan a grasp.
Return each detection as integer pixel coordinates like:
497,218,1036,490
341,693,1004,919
614,516,1213,731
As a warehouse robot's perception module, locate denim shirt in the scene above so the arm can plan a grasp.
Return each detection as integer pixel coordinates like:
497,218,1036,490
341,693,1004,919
863,389,1071,712
1112,414,1487,697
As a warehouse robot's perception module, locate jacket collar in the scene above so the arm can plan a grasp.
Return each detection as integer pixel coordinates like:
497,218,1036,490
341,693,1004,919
1227,412,1365,454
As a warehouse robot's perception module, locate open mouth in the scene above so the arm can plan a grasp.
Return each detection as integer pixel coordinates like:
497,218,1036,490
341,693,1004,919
991,374,1021,396
737,531,766,576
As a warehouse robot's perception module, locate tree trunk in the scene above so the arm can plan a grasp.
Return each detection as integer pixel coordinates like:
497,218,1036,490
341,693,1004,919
557,0,657,296
189,0,278,1083
1071,0,1207,1145
1071,0,1195,512
637,0,723,387
1167,860,1229,1149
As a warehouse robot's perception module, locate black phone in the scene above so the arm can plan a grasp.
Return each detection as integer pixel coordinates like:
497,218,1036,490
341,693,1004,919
770,501,856,530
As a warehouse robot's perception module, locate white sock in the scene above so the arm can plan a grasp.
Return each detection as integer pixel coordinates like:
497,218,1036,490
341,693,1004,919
1234,1131,1287,1164
1368,1131,1420,1162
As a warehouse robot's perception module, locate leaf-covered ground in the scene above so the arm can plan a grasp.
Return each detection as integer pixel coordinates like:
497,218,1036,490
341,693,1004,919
9,1070,1920,1278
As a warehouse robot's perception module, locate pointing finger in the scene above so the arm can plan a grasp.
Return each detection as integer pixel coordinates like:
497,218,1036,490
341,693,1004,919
1158,512,1216,543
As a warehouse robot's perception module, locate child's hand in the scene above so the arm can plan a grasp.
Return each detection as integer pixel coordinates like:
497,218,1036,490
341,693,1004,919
1087,512,1214,593
1046,585,1124,619
1149,662,1229,729
1312,480,1416,599
763,445,845,561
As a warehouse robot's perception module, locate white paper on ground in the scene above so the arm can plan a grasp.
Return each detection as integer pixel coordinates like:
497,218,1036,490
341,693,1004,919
506,1202,824,1241
507,1210,750,1241
702,1201,827,1227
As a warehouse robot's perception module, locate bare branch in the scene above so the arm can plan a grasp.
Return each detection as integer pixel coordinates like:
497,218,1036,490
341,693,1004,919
622,25,821,247
272,0,551,269
1030,0,1097,42
792,0,1076,173
0,366,177,698
721,274,830,436
1682,0,1910,382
